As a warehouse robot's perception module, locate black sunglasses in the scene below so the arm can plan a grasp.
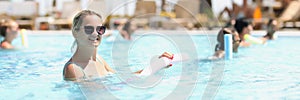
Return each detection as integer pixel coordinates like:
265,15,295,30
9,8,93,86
84,26,106,35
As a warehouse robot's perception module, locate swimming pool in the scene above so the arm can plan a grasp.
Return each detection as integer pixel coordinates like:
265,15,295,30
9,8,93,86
0,31,300,99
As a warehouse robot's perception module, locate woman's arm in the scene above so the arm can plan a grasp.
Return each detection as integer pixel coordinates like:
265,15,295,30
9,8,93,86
102,58,116,73
135,52,173,75
96,55,115,73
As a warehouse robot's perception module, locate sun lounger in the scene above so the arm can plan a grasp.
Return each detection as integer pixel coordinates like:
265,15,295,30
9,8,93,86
6,1,38,30
278,0,300,28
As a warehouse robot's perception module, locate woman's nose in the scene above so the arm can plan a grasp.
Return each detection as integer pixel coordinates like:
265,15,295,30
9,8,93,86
91,29,98,36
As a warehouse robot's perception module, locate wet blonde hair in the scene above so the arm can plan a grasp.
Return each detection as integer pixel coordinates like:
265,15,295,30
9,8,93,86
72,10,102,33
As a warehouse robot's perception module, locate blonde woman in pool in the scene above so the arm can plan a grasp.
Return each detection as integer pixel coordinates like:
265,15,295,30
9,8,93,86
0,19,19,49
63,10,173,81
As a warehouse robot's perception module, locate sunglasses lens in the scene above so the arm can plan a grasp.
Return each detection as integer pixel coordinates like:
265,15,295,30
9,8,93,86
84,26,94,34
96,26,106,35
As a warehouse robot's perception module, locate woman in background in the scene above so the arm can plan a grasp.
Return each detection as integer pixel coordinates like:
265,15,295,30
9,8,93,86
263,19,278,40
0,19,19,49
212,27,240,59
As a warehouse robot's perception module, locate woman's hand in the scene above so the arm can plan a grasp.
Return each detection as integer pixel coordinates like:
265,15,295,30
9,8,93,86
239,41,251,47
159,52,174,68
159,52,174,59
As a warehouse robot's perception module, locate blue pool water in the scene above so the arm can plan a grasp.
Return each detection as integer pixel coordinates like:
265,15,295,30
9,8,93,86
0,32,300,99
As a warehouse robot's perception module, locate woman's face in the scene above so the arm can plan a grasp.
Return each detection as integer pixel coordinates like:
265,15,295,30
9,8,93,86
231,19,236,26
242,25,253,35
272,20,278,26
75,15,103,47
6,22,19,41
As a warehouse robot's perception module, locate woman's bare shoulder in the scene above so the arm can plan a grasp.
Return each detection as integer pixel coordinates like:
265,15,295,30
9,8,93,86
63,62,77,80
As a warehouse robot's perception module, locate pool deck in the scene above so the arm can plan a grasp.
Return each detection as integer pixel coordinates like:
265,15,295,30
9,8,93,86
27,29,300,36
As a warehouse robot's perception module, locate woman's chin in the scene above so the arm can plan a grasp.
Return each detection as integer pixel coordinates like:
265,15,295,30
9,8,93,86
92,42,100,47
88,40,99,46
84,43,99,48
93,43,100,47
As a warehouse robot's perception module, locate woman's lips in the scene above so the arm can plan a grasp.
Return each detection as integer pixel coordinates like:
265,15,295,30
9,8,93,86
89,38,98,43
89,35,100,43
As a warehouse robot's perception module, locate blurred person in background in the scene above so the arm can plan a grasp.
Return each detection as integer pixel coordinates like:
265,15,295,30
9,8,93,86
0,19,19,49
